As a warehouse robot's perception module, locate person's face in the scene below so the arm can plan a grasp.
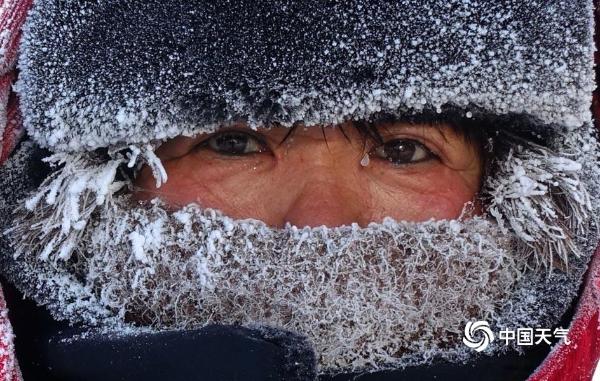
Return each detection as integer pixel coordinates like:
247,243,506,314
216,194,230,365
134,121,483,228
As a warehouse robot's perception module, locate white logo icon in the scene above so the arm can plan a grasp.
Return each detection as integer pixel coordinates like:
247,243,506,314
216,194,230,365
463,321,495,352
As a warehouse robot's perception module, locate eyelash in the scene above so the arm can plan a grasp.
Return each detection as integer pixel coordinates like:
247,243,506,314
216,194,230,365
369,138,438,166
198,130,438,166
197,129,270,156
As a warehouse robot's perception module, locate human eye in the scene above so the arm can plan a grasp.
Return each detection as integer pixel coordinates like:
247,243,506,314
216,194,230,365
201,130,269,156
371,138,436,165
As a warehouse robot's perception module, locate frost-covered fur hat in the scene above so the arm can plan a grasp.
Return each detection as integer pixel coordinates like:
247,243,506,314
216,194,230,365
1,0,600,377
16,0,597,151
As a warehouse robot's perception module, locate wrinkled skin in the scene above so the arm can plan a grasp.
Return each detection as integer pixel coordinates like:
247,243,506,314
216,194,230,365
134,122,483,227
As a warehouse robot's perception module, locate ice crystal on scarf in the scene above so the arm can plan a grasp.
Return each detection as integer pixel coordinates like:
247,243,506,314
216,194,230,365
6,195,528,372
6,144,166,261
484,134,593,272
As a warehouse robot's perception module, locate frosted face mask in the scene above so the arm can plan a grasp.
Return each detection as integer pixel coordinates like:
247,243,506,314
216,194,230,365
10,194,528,371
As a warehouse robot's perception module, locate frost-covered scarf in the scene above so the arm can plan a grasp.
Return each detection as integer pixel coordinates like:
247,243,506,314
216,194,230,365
8,192,527,372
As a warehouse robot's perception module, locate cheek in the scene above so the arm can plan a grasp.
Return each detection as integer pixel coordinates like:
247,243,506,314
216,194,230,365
366,164,481,222
404,185,476,220
134,154,278,220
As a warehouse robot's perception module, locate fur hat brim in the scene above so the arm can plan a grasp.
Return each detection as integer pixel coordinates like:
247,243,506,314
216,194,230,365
16,0,596,151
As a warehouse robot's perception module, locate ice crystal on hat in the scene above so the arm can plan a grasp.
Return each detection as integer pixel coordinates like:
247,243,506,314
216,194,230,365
16,0,595,151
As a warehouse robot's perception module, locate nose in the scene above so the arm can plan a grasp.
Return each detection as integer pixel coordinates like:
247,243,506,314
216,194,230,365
283,179,364,228
278,132,368,228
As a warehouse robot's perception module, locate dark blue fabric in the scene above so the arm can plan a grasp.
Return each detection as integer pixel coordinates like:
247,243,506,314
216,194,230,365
3,281,317,381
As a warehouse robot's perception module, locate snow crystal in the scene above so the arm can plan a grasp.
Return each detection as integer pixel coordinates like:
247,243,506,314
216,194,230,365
128,231,148,264
0,286,18,381
5,144,166,262
15,0,595,151
484,131,595,271
0,30,9,65
2,194,592,373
